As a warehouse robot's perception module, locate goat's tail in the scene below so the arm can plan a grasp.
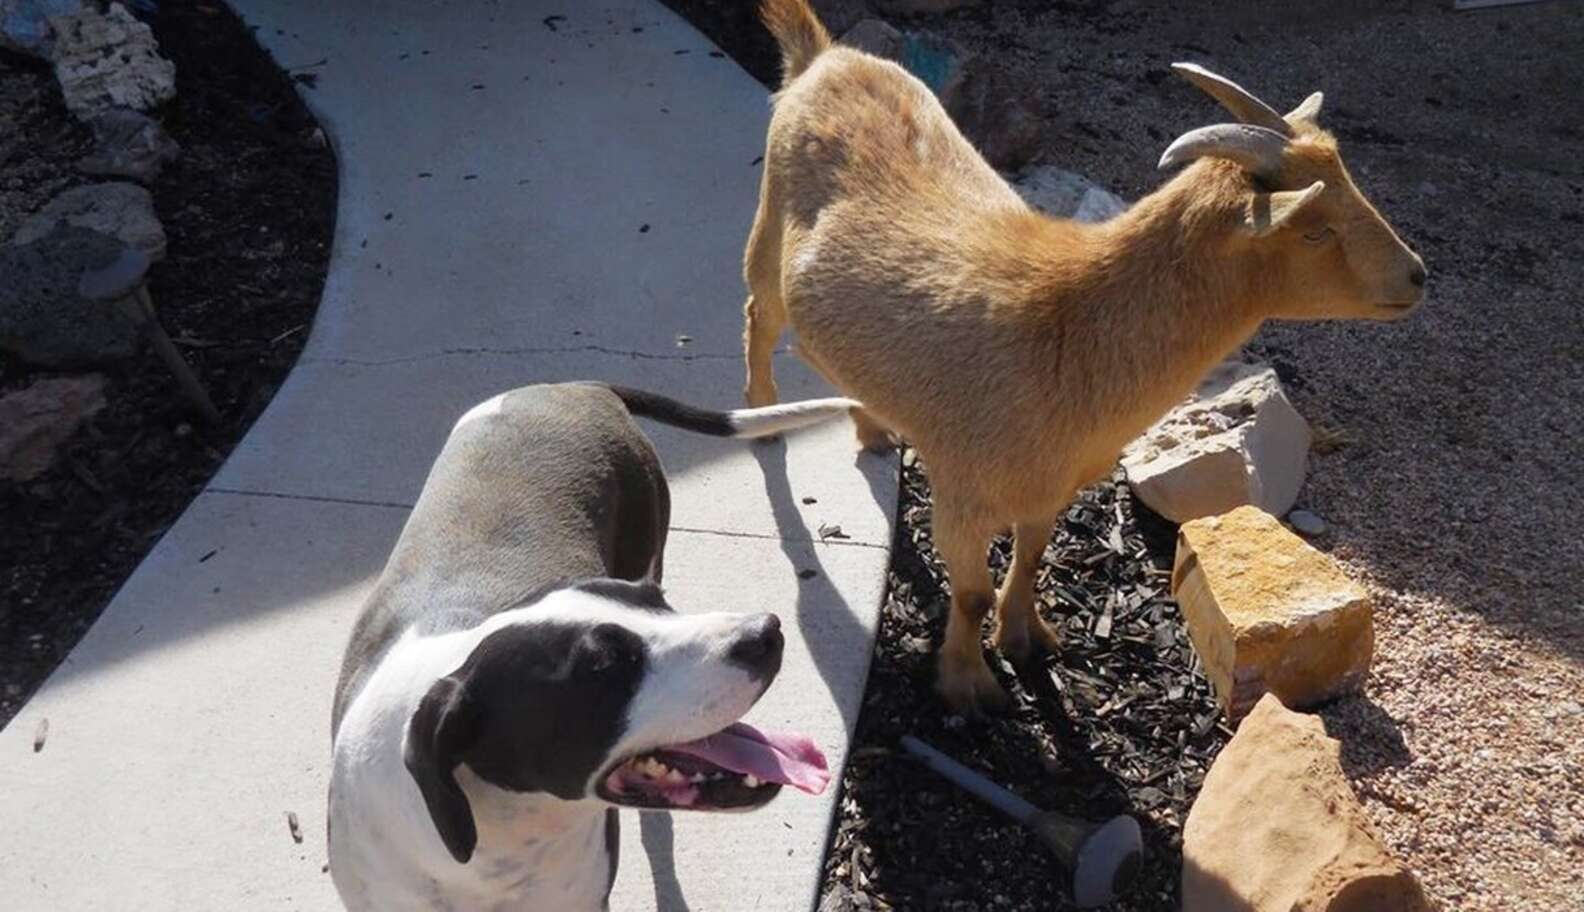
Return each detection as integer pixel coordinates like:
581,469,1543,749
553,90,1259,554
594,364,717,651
760,0,831,87
606,384,857,439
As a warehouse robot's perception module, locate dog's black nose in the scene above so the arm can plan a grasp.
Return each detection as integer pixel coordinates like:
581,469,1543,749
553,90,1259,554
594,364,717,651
727,613,783,680
1408,263,1427,288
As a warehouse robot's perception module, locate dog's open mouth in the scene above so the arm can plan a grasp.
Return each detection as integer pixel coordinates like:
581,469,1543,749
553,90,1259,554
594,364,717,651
596,722,830,811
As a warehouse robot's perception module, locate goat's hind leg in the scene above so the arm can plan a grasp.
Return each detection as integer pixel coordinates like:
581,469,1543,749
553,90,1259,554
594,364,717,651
992,519,1062,664
742,197,785,408
797,342,896,452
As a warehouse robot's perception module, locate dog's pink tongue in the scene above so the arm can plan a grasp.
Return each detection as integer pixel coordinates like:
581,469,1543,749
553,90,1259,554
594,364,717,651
671,723,830,794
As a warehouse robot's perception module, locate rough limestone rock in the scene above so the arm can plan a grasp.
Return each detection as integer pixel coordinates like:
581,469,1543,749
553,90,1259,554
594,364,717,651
12,181,166,261
1183,694,1430,912
839,18,904,62
0,374,107,482
0,225,143,368
1013,165,1128,224
1173,506,1373,721
49,2,176,119
77,108,181,183
1121,359,1310,523
0,0,84,58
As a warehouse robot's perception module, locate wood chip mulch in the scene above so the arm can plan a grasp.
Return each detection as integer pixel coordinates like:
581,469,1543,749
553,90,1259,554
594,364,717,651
820,452,1226,912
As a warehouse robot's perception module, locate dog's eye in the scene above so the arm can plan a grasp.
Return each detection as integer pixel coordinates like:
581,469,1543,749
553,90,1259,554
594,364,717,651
578,623,639,674
1303,226,1334,243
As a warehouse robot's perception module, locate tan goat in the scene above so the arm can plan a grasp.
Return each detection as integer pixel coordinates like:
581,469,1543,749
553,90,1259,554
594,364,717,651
746,0,1426,714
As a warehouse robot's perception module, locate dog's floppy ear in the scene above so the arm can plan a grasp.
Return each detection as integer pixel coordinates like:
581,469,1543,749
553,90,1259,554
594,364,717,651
403,674,480,864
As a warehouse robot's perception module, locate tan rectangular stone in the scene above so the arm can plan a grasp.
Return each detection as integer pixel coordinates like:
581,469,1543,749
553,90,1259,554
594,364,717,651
1173,505,1373,721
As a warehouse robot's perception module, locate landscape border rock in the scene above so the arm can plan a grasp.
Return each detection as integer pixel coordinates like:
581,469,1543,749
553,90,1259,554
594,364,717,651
0,374,107,482
11,181,167,261
1121,359,1311,524
49,2,176,119
0,224,143,368
1173,505,1374,721
811,0,871,38
942,53,1041,171
77,108,180,183
839,18,904,62
0,0,85,59
1182,694,1429,912
1013,165,1128,224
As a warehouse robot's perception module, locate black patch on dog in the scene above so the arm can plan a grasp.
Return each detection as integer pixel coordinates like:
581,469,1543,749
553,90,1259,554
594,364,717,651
404,620,648,864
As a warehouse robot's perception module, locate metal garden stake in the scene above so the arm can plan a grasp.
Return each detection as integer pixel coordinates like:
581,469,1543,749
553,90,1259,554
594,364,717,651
900,734,1143,908
78,244,221,425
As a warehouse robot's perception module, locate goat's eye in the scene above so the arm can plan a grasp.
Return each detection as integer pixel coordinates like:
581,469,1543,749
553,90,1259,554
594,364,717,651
1304,227,1334,243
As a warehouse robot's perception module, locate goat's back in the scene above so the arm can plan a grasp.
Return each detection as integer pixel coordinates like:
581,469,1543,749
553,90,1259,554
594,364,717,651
766,48,1023,226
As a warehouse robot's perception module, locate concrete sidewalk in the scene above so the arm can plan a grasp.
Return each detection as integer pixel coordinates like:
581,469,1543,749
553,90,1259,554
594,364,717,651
0,3,895,910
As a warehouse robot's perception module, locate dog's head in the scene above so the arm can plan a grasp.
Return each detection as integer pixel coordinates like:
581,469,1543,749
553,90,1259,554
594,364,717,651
402,578,828,864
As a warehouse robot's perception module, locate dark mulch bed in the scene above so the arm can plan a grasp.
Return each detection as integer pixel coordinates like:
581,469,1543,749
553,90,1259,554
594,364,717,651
0,0,335,729
821,456,1226,912
659,3,1226,909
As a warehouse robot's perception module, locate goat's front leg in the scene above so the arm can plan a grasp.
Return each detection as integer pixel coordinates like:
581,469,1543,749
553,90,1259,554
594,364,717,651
933,508,1011,715
992,519,1062,663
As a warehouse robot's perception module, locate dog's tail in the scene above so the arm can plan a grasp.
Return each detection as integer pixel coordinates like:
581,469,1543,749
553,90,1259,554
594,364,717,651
606,385,857,439
761,0,831,88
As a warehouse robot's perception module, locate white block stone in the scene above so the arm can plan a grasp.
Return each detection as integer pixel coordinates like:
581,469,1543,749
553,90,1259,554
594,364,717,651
1121,360,1310,523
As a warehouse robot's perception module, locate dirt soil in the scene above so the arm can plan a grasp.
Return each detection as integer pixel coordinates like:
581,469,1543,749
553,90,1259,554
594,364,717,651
0,0,335,729
666,1,1584,910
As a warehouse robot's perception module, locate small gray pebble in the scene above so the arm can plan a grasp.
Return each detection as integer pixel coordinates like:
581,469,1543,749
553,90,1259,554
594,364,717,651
1287,509,1328,536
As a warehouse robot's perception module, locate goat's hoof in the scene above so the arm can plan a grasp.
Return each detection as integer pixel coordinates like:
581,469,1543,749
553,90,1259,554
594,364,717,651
936,652,1013,717
995,617,1061,665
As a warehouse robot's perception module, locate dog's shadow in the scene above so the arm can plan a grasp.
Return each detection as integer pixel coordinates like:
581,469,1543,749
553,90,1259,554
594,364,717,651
638,437,892,908
751,437,895,734
639,811,690,912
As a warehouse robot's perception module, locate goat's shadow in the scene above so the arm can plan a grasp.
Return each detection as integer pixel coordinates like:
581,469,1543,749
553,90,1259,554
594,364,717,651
638,811,690,912
750,438,897,735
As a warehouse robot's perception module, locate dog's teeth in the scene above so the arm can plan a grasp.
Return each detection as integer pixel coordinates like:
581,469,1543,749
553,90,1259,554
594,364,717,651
743,774,761,789
664,769,686,785
689,773,706,784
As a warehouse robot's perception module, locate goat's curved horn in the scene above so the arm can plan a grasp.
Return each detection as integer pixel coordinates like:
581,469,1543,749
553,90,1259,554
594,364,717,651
1171,63,1291,135
1286,91,1324,124
1158,123,1290,175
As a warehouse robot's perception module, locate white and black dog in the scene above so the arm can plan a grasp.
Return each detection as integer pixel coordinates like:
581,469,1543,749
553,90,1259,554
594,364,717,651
328,382,846,911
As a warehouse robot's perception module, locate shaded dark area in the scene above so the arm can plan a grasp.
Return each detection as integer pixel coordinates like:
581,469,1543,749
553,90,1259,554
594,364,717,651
821,458,1225,912
0,0,335,729
657,0,782,87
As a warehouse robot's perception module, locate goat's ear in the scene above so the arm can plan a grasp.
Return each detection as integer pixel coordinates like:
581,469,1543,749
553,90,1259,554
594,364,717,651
1246,181,1326,237
1286,91,1324,125
404,674,480,864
